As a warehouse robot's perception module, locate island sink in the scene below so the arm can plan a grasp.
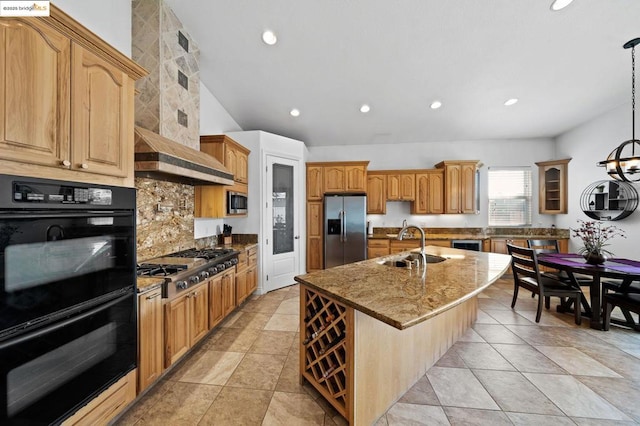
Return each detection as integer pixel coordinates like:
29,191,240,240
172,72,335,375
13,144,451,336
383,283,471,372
377,253,446,267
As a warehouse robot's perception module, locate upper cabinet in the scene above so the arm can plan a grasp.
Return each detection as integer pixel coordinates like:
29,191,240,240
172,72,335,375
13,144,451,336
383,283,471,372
386,173,415,201
307,161,369,195
307,165,324,201
196,135,251,218
412,170,444,214
0,8,146,187
535,159,570,214
366,172,386,214
435,161,480,214
200,135,250,184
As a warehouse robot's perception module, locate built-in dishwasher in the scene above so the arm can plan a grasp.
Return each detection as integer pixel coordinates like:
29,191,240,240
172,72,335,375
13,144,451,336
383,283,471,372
451,240,482,251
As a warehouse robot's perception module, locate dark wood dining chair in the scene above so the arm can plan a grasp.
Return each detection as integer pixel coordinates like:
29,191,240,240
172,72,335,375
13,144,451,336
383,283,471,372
603,292,640,331
508,243,582,325
527,239,591,314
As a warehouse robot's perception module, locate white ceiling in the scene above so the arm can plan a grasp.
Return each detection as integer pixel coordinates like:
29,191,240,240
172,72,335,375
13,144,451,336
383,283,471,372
165,0,640,147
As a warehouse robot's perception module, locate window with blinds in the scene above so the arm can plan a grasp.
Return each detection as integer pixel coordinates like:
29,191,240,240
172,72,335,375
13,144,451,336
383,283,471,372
488,167,532,226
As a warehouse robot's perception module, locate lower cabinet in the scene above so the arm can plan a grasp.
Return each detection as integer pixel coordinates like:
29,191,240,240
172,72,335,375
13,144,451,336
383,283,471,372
62,370,136,426
367,239,390,259
390,239,421,254
223,269,237,316
164,281,209,368
137,287,163,393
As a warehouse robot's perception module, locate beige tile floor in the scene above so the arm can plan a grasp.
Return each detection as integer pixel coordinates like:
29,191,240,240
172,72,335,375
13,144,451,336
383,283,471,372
116,277,640,425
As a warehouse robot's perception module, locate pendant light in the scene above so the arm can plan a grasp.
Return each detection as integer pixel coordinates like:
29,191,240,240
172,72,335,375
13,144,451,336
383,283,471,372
597,38,640,183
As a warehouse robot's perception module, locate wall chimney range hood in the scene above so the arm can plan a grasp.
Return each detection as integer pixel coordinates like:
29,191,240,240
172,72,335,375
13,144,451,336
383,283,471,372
134,126,233,185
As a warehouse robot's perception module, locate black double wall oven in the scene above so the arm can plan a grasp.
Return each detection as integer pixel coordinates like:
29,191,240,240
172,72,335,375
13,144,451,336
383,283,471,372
0,174,137,425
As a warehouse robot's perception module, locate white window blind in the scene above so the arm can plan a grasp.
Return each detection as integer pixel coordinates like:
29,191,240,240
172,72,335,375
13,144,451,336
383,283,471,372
488,167,532,226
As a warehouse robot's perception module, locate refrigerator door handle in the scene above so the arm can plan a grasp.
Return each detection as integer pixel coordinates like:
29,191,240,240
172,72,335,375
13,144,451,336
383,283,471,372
342,210,347,242
338,210,343,242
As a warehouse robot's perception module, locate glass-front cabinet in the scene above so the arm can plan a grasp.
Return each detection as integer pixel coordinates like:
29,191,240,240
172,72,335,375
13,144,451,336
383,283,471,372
535,158,570,214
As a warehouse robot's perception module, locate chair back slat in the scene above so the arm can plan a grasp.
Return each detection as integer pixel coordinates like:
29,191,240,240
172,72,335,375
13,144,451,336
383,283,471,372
527,239,559,255
508,244,541,282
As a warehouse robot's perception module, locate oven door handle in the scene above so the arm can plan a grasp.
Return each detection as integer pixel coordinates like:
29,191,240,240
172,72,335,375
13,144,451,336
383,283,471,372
0,211,132,220
0,292,132,350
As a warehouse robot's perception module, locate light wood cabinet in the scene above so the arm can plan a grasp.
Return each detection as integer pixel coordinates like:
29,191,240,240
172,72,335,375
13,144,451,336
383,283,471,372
209,273,224,329
200,134,250,183
412,170,444,214
62,370,136,426
307,201,324,271
366,173,386,214
164,281,209,368
367,239,390,259
137,288,163,394
387,173,415,201
307,166,324,201
0,7,145,187
436,161,480,214
536,159,570,214
222,268,237,316
235,245,258,305
246,246,258,294
196,135,251,218
390,239,421,254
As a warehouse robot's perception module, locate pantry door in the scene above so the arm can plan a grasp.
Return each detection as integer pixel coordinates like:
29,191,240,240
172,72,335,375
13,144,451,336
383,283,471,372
264,155,301,292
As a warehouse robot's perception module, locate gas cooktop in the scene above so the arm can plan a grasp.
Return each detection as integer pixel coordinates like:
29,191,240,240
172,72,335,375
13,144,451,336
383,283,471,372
166,247,235,260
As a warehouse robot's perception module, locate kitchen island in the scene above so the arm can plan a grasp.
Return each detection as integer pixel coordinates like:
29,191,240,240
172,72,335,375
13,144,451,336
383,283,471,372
294,246,511,425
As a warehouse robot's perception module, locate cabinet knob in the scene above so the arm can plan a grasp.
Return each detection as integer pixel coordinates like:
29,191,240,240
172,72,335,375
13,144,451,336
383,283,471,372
80,163,89,169
61,159,71,167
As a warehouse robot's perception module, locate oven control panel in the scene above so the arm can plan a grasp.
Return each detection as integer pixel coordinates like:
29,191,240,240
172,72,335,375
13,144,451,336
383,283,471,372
13,181,112,205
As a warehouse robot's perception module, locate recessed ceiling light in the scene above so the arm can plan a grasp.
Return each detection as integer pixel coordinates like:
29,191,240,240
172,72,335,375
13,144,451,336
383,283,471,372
550,0,574,11
290,108,300,117
262,30,277,45
504,98,519,106
430,101,442,109
360,104,371,113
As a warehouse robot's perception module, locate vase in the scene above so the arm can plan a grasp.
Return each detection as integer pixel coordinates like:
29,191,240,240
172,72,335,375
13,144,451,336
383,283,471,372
584,252,606,265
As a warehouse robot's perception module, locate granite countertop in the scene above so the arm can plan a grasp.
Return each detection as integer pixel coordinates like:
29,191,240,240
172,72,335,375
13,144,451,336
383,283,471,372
368,227,570,240
137,276,165,293
294,246,511,330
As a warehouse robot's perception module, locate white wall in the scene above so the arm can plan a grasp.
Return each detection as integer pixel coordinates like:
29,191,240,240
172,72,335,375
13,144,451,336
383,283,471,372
555,103,638,257
200,82,242,135
308,138,557,230
53,0,131,56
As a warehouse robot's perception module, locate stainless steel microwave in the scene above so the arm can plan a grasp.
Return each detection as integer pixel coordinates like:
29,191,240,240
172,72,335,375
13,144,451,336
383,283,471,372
227,190,248,214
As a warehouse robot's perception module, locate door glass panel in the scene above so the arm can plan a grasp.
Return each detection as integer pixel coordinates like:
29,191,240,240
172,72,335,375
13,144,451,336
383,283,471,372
273,163,294,255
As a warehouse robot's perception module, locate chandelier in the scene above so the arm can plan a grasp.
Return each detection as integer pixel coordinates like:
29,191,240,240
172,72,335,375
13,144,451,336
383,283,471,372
597,38,640,183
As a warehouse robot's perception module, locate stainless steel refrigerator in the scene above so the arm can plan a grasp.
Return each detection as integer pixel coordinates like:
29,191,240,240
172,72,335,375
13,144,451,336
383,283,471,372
324,194,367,268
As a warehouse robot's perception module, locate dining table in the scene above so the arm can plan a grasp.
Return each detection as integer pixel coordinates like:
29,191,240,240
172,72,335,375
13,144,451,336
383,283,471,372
537,253,640,330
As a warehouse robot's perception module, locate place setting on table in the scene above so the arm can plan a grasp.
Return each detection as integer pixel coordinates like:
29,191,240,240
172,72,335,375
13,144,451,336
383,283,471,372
536,220,640,330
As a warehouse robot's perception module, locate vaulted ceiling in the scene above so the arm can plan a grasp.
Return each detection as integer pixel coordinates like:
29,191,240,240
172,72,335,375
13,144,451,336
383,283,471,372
166,0,640,147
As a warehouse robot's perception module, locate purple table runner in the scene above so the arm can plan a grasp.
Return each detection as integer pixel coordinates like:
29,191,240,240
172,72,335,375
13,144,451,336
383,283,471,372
539,253,640,275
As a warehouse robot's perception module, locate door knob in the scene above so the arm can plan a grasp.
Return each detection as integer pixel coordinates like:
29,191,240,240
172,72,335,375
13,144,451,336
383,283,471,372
294,235,300,239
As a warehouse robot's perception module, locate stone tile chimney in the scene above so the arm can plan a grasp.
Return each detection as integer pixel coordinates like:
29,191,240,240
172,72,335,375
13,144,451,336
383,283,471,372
132,0,200,149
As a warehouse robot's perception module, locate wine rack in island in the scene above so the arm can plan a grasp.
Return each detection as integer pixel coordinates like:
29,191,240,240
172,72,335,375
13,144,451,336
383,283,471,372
300,286,353,419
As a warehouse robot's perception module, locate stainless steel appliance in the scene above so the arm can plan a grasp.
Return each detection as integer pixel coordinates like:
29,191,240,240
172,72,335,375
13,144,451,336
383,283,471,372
451,240,482,251
324,194,367,268
227,191,248,215
0,174,136,425
138,247,239,299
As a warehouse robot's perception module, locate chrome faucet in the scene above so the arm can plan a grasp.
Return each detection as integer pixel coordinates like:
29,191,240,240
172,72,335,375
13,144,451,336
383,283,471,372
402,219,408,228
398,224,426,267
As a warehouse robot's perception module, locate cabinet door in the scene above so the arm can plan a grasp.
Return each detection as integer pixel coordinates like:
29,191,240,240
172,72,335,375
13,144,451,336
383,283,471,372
189,284,209,346
306,201,323,271
236,268,248,305
537,160,569,214
71,43,132,177
460,163,477,213
367,173,386,214
307,166,324,201
247,266,257,294
0,18,71,168
208,275,224,329
367,247,390,259
223,270,237,316
138,288,163,393
164,294,190,367
387,174,401,200
390,240,421,253
236,150,248,183
226,146,238,177
345,165,366,192
324,166,345,193
444,164,462,213
399,174,415,200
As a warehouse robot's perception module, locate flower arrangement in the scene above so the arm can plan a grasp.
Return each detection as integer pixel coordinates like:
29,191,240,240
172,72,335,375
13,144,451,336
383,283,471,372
571,220,626,263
